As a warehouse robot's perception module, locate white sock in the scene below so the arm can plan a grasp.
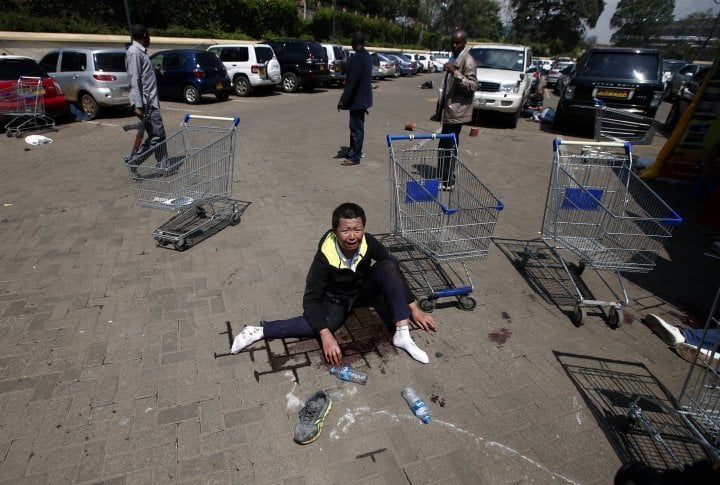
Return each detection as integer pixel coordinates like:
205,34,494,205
393,325,429,364
230,325,264,354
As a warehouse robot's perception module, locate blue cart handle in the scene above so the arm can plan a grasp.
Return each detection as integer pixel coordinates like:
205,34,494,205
387,133,456,146
183,114,240,127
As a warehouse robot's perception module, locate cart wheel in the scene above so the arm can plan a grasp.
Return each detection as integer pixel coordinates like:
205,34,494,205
174,239,187,251
608,307,623,329
571,305,586,327
6,131,12,137
195,206,207,218
576,261,586,275
458,295,477,311
229,211,242,226
15,131,22,138
419,297,436,313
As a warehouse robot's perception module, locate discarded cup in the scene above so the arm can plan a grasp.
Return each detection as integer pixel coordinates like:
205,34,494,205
469,127,479,137
405,122,416,131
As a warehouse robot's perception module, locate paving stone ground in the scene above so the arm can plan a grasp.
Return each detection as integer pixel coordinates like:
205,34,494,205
0,66,719,484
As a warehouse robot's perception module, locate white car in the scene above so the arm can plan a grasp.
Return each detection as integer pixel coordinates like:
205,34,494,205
413,53,438,73
207,43,281,96
468,43,534,128
321,43,347,86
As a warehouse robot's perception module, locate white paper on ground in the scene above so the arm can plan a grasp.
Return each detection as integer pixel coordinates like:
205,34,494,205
24,135,53,145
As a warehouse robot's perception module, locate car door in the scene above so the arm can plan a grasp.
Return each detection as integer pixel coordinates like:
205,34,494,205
54,50,87,102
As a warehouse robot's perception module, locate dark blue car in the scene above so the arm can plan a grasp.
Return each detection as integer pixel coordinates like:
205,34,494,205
149,49,231,104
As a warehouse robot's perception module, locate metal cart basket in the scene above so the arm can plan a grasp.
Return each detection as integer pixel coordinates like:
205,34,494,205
1,77,56,137
518,139,681,327
125,114,248,250
387,133,504,311
594,99,657,145
628,286,720,467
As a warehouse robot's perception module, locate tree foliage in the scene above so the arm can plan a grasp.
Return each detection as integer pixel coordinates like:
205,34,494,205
610,0,675,47
509,0,604,54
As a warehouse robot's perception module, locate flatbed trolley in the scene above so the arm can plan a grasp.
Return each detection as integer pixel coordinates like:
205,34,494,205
628,286,720,467
1,76,56,137
518,139,681,327
387,133,504,311
125,114,248,250
594,99,657,145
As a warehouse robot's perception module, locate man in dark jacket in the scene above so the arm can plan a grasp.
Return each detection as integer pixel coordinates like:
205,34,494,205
337,32,373,166
231,203,437,365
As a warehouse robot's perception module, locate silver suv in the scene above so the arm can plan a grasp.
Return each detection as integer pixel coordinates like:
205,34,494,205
39,48,129,119
207,43,281,96
468,43,533,128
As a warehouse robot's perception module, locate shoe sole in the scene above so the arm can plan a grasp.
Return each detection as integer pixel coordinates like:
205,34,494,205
294,399,332,445
644,314,684,346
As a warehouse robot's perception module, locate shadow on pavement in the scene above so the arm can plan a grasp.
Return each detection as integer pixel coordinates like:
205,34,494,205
554,351,712,471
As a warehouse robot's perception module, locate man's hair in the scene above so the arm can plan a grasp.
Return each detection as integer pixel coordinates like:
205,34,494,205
452,29,468,41
351,31,365,47
332,203,366,229
131,24,148,41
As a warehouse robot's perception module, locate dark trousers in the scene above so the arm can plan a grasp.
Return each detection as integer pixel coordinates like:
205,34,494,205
262,259,412,339
437,123,462,184
132,106,167,166
347,109,365,162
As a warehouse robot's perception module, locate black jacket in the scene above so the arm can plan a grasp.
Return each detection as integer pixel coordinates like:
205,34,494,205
302,230,390,332
339,47,373,111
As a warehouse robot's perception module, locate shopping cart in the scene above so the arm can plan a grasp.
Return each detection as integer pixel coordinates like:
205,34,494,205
387,133,504,311
125,114,249,250
628,286,720,467
1,76,56,137
594,99,657,145
518,139,682,327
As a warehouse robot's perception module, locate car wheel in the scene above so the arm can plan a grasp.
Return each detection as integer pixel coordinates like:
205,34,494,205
233,76,251,97
215,92,230,101
281,72,299,93
507,108,520,128
79,93,99,120
183,85,201,104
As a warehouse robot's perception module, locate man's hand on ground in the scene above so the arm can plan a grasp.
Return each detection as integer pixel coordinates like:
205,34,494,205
409,302,437,333
320,328,342,365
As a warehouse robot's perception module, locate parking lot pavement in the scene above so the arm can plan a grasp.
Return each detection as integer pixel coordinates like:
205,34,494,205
0,72,718,484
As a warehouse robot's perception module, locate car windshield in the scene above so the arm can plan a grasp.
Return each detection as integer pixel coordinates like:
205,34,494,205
663,60,686,73
0,58,45,80
309,43,326,61
470,48,525,71
94,52,127,72
255,46,274,63
583,52,659,81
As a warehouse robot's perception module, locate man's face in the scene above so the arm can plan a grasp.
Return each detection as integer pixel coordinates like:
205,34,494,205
142,32,151,48
334,217,365,256
451,35,465,57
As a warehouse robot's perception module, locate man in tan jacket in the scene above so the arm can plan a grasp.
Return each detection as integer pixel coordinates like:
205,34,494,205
435,29,478,189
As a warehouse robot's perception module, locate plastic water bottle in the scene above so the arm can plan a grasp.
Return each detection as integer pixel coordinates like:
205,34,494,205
402,387,432,424
330,365,368,385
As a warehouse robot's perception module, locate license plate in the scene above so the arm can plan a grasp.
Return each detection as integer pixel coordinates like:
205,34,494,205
259,67,266,77
596,88,630,98
122,87,129,96
216,82,223,90
320,65,325,71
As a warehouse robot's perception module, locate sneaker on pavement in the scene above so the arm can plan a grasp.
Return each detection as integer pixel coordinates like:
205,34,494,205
293,390,332,445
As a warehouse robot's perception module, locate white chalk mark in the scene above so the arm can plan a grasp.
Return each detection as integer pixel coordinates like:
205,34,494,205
573,397,583,425
285,382,304,413
327,407,579,484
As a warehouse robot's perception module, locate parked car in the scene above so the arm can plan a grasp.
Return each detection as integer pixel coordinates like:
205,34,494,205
553,63,575,94
321,43,347,86
662,59,686,94
665,65,712,132
260,39,329,93
149,49,231,104
546,61,574,87
206,43,281,97
413,53,438,72
38,48,129,119
396,54,419,75
382,53,413,76
527,64,541,93
468,43,534,127
554,47,665,130
0,55,70,121
669,63,707,99
370,52,398,79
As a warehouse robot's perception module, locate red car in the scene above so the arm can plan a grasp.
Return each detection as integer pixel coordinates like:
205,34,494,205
0,56,71,122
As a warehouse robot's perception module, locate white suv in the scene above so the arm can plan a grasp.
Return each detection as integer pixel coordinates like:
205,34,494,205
468,43,533,127
207,43,281,96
